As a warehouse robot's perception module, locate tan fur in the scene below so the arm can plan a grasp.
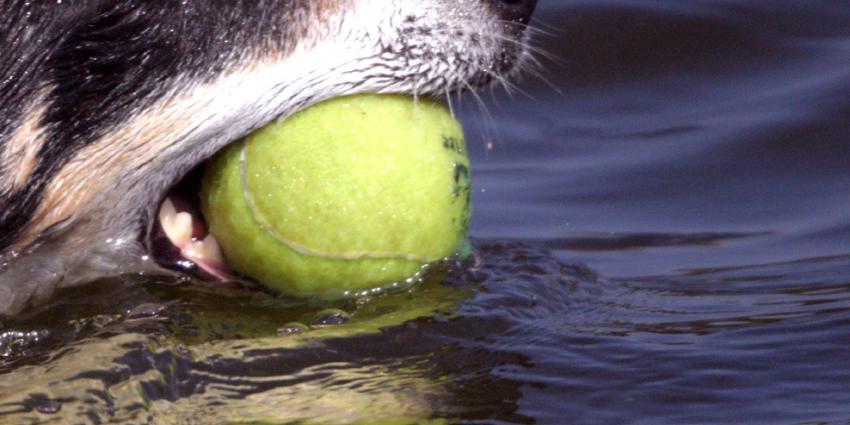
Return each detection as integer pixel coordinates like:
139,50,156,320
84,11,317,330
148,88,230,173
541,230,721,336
17,88,213,249
1,96,48,192
13,51,335,253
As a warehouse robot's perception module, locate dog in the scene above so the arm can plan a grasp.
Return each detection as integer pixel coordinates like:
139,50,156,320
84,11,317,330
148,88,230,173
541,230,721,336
0,0,537,316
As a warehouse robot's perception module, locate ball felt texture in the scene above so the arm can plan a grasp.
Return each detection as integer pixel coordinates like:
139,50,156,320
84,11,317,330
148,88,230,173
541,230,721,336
201,94,471,298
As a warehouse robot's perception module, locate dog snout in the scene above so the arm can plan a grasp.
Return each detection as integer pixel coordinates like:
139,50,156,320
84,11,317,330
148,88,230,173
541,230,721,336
488,0,538,25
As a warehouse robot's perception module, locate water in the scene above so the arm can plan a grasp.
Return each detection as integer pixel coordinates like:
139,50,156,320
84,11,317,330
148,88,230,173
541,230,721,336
3,1,850,423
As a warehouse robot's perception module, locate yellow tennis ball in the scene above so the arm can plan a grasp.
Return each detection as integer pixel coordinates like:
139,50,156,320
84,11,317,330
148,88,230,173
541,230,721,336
201,94,471,298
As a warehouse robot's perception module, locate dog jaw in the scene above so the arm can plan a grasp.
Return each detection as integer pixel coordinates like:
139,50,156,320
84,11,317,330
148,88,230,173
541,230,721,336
0,0,534,315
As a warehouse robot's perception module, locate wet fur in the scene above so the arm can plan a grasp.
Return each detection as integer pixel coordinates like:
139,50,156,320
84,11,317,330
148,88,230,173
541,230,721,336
0,0,532,315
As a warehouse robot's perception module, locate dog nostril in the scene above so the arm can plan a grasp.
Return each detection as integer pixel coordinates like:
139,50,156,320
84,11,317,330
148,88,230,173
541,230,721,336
488,0,538,25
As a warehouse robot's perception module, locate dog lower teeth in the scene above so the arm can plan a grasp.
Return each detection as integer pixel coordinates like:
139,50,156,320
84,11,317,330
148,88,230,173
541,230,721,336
155,197,231,281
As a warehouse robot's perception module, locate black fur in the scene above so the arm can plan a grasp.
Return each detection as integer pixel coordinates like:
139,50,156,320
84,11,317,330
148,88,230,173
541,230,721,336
0,0,314,251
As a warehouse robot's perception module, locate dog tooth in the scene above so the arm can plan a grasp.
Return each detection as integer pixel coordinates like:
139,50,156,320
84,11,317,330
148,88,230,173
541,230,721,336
158,198,177,228
199,234,225,266
159,197,194,245
183,235,222,265
170,212,194,246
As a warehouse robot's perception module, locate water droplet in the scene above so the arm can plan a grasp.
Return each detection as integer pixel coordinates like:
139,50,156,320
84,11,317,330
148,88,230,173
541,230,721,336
310,309,351,326
277,322,307,336
35,399,61,414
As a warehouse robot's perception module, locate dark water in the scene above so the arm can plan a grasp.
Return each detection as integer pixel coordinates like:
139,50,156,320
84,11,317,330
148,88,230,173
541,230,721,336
3,1,850,423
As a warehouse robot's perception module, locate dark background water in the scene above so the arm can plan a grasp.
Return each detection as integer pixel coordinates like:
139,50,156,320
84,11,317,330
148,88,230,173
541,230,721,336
463,1,850,423
472,0,850,278
3,1,850,424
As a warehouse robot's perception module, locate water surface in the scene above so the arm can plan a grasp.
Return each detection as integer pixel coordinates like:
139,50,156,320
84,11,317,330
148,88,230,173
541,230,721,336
3,1,850,424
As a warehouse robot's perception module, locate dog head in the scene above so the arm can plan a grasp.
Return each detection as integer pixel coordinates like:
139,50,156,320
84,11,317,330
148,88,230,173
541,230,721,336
0,0,538,314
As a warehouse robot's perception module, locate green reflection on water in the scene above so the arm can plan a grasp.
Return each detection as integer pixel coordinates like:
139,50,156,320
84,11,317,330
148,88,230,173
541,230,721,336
0,274,472,424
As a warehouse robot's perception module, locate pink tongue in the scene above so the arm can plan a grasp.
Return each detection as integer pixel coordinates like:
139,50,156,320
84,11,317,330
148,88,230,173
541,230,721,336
156,195,232,282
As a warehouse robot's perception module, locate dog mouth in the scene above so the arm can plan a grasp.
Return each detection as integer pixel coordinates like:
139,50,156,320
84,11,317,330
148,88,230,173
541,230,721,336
143,21,538,286
149,164,236,284
147,95,459,287
147,95,525,287
146,94,469,287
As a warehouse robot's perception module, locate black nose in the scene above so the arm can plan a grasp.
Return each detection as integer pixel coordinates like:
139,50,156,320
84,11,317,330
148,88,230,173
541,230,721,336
488,0,538,25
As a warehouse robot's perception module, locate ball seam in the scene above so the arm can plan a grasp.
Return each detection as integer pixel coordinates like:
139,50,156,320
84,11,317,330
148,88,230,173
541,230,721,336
239,140,439,263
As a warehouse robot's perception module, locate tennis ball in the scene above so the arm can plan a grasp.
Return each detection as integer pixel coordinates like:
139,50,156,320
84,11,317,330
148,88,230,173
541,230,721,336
201,94,471,298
